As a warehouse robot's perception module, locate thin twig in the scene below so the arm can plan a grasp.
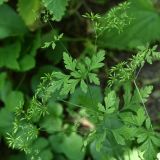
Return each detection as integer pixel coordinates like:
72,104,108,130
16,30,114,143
135,65,143,80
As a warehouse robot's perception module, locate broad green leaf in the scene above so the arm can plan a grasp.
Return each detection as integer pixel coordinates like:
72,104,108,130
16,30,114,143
49,133,66,153
0,79,12,103
42,0,68,21
47,102,63,116
19,54,35,71
39,149,53,160
0,4,27,39
18,0,40,27
0,42,21,70
0,108,14,134
32,137,49,151
59,133,85,160
49,133,85,160
98,0,160,49
5,91,24,112
40,116,62,134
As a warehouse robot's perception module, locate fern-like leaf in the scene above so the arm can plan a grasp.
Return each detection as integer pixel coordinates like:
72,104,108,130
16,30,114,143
90,50,105,70
63,52,77,71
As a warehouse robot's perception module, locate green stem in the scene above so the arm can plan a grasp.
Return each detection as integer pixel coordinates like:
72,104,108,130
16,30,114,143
133,80,153,131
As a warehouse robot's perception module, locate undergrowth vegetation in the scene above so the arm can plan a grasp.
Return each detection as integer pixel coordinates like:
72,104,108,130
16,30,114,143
1,0,160,160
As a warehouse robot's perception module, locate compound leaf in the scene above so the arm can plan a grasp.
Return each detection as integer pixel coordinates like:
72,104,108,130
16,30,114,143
88,73,100,85
137,130,160,160
140,85,153,103
90,50,105,70
63,52,77,71
80,79,87,93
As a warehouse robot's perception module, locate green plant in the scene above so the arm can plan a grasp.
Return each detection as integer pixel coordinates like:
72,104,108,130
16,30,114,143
99,0,160,49
4,43,160,160
1,0,160,160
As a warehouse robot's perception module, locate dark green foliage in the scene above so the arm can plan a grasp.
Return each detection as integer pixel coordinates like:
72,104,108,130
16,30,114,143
0,4,27,39
98,0,160,49
1,0,160,160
